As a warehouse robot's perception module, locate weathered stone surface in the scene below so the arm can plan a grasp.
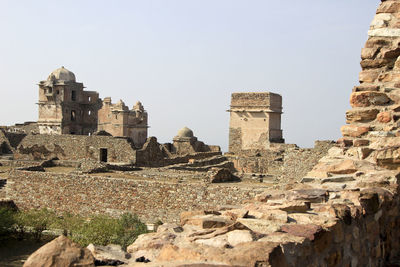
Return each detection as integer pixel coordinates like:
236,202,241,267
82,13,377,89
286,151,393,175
353,139,370,147
376,1,400,14
377,111,392,123
184,215,233,229
86,244,128,265
346,108,379,123
23,235,95,267
207,168,233,183
281,224,322,241
350,92,390,107
227,230,253,246
341,125,370,137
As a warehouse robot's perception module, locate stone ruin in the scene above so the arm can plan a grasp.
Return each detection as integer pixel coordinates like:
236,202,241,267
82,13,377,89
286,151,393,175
7,1,400,266
70,1,400,266
38,66,148,147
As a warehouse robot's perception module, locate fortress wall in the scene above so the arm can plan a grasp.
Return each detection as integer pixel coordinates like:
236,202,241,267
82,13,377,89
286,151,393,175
227,140,334,181
14,134,136,163
6,170,265,224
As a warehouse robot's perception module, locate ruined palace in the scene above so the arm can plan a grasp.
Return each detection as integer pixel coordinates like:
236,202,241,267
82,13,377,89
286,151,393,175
38,66,148,147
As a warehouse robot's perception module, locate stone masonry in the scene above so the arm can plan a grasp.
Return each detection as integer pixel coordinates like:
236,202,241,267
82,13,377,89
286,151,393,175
38,67,148,147
228,92,283,154
121,2,400,266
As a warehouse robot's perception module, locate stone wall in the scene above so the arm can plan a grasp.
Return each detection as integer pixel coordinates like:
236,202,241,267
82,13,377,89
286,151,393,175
227,140,334,181
15,134,137,163
6,170,266,224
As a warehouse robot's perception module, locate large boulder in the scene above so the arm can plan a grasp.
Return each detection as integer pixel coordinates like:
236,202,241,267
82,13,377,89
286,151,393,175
23,235,95,267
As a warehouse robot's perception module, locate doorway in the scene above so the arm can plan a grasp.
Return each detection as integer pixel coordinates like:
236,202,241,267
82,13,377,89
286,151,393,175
100,148,108,162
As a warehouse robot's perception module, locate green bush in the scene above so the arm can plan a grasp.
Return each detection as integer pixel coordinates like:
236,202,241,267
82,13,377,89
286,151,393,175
71,215,120,247
0,207,16,238
115,213,148,250
1,208,147,250
14,208,57,242
69,213,148,250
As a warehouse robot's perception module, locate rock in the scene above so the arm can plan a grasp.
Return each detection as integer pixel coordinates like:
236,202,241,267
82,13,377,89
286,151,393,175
207,168,234,183
184,215,233,229
353,139,370,147
227,230,253,246
86,244,128,265
236,218,281,234
346,108,379,123
310,159,357,176
359,69,380,83
377,111,392,123
281,224,323,241
353,85,380,92
23,235,95,267
321,175,355,184
341,125,370,137
350,92,390,107
287,189,328,203
194,234,229,248
377,1,400,14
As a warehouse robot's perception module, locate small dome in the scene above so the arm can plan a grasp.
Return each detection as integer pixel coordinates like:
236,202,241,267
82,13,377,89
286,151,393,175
177,126,194,138
47,66,76,82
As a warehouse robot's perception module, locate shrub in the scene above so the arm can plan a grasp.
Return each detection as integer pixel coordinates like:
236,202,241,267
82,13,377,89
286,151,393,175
14,208,57,242
69,213,148,250
0,207,16,238
71,215,120,247
115,213,148,250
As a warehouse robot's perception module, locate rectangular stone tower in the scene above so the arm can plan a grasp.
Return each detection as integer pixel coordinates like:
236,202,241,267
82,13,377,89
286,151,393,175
228,92,283,153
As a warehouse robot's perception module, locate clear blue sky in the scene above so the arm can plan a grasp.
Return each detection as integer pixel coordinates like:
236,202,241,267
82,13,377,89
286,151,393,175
0,1,379,151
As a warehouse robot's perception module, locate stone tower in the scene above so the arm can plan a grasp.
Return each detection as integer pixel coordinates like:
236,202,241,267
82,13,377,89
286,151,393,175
37,67,100,135
228,92,283,153
97,98,148,148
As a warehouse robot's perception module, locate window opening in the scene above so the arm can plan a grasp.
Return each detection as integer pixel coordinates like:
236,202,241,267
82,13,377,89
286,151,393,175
71,110,76,121
71,90,76,101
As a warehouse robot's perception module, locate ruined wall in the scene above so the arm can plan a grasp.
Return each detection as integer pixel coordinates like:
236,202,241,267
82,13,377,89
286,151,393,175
118,2,400,266
6,170,265,224
15,134,136,163
227,141,334,181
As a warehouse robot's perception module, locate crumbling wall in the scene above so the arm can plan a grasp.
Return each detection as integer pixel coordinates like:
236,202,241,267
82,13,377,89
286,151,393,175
119,2,400,266
227,141,334,181
6,170,264,223
15,134,136,163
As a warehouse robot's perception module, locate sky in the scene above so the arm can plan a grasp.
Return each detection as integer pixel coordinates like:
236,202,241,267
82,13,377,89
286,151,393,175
0,0,379,151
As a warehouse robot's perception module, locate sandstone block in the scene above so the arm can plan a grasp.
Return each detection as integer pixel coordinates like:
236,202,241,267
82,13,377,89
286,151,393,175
227,230,253,247
353,85,380,92
377,111,392,123
361,47,379,59
341,125,370,137
350,92,390,107
360,58,390,69
86,244,127,266
359,70,380,83
353,139,370,147
281,224,322,241
23,235,95,267
185,215,233,229
377,1,400,14
346,108,379,123
236,218,281,234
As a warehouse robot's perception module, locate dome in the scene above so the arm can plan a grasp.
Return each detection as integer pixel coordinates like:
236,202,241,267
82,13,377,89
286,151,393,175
176,126,194,138
47,66,76,82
